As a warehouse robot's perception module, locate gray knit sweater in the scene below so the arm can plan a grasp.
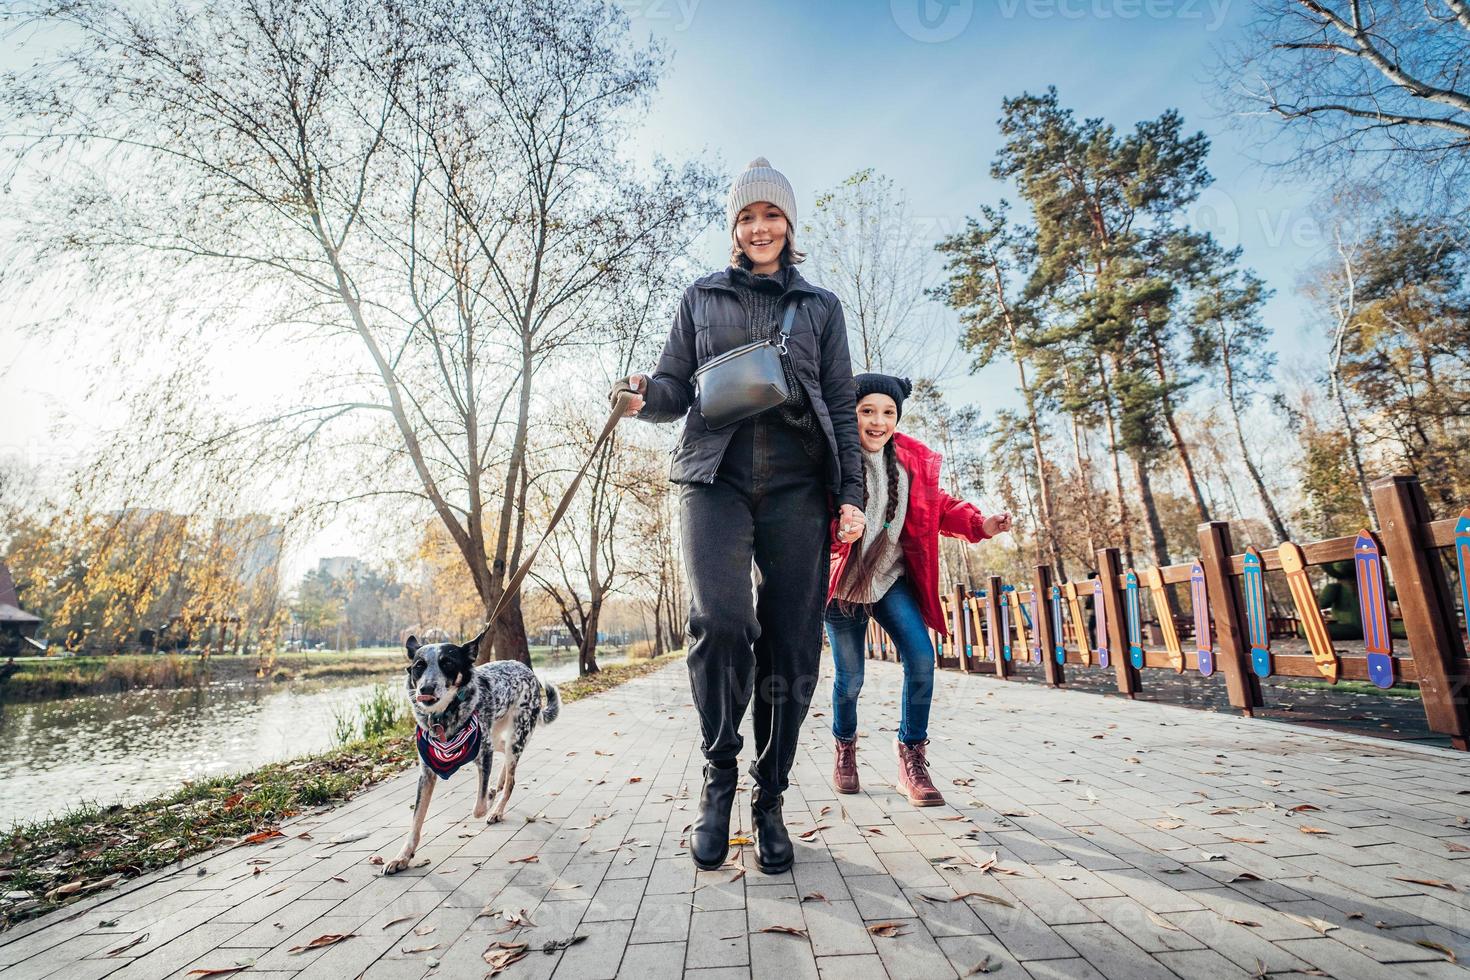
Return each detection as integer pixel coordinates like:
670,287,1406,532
834,448,908,605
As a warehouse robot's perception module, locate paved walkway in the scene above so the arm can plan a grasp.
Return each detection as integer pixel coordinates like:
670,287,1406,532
4,660,1470,980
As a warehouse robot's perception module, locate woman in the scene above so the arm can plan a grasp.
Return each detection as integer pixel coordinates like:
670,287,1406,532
621,157,865,875
826,374,1011,807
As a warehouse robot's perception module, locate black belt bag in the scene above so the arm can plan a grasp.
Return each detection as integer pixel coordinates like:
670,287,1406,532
694,299,799,429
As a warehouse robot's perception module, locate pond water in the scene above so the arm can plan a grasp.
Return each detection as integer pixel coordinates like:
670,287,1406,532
0,658,582,829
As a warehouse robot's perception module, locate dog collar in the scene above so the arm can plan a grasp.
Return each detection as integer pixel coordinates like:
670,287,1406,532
416,713,483,779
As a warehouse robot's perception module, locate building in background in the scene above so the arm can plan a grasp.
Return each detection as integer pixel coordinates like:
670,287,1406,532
0,561,42,655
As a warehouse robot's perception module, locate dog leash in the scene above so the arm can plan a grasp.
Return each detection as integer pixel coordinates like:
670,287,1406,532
474,387,637,643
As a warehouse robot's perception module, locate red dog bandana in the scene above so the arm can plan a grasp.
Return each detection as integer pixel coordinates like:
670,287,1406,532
416,714,483,778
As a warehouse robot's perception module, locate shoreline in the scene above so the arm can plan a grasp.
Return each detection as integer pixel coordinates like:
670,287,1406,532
0,647,592,704
0,652,681,929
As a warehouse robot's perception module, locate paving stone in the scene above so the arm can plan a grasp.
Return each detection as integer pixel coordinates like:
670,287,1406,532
12,660,1470,980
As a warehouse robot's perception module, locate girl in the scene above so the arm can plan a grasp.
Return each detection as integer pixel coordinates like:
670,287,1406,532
825,374,1011,806
622,158,865,874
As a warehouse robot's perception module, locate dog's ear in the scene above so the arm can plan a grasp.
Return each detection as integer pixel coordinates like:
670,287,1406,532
462,624,490,662
405,635,420,659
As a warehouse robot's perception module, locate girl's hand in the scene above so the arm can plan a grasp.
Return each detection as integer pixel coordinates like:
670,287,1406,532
983,512,1012,537
836,504,866,544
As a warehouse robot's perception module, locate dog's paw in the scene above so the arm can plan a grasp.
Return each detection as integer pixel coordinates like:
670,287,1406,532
486,811,504,825
472,802,488,819
383,852,414,875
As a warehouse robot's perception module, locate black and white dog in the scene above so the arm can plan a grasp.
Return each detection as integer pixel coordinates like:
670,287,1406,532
384,633,561,875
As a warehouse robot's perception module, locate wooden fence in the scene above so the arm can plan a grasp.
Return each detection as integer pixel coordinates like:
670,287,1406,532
864,474,1470,751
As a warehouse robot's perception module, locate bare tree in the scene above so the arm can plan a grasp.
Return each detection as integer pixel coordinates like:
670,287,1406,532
802,169,948,376
1224,1,1470,216
2,0,720,663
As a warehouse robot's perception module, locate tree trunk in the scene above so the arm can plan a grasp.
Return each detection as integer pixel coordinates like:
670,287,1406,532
579,599,602,675
1094,355,1136,567
1222,344,1290,541
1130,451,1171,567
1144,322,1210,522
986,252,1064,577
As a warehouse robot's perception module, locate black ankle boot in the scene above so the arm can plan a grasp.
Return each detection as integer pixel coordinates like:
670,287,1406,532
751,787,793,875
690,763,738,871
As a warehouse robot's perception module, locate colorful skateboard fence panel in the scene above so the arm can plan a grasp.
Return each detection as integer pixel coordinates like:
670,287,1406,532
1457,509,1470,651
1355,530,1394,689
1092,579,1109,668
1279,540,1339,683
1242,546,1271,678
1189,562,1213,677
1125,569,1143,670
1144,566,1184,673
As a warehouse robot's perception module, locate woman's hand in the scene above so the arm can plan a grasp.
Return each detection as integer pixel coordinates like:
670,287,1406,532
613,374,647,417
836,504,866,544
983,512,1013,537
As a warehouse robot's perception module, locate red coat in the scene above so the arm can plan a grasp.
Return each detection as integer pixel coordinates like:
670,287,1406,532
827,432,991,635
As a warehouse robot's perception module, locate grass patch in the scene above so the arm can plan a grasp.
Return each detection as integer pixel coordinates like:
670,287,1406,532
1278,678,1421,699
0,651,682,928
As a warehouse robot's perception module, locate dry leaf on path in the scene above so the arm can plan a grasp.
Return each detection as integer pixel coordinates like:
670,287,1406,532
381,915,415,930
801,892,829,904
867,922,911,938
1393,876,1459,892
400,944,439,955
106,934,149,957
1416,940,1457,963
185,968,250,978
758,925,809,938
288,933,355,954
1298,826,1332,835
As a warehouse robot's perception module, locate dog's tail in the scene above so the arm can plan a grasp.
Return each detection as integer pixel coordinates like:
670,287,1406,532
540,682,561,725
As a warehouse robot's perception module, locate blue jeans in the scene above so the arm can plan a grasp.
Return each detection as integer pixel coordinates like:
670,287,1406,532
824,576,934,745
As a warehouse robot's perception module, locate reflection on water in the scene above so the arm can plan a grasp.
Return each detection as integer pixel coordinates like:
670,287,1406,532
0,658,581,829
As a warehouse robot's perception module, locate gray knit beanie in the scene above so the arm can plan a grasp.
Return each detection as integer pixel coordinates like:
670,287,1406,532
727,156,799,256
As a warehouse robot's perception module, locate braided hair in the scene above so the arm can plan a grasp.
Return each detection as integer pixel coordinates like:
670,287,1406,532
835,438,903,611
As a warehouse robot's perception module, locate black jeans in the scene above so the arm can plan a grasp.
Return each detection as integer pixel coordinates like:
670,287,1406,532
681,414,830,797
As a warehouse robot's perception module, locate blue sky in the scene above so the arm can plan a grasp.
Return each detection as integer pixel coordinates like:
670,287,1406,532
621,0,1328,407
2,0,1333,567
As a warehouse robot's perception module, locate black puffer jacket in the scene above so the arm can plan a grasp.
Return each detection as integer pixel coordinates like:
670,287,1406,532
638,264,863,510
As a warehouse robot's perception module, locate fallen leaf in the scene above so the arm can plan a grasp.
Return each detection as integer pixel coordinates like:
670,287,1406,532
801,892,829,904
537,935,587,954
1148,912,1182,932
758,925,809,938
966,955,997,975
1288,804,1321,813
400,943,439,954
1416,940,1457,963
1448,842,1470,853
414,924,436,937
627,777,642,784
507,855,539,864
867,922,911,938
1227,917,1262,927
1393,876,1459,892
382,915,415,930
1283,912,1337,935
1154,821,1185,831
1223,837,1266,845
796,826,829,841
921,890,1014,908
244,828,284,846
185,968,250,978
107,934,149,957
1228,872,1263,883
368,856,384,866
728,836,754,846
288,933,356,954
1298,826,1332,835
483,940,528,975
